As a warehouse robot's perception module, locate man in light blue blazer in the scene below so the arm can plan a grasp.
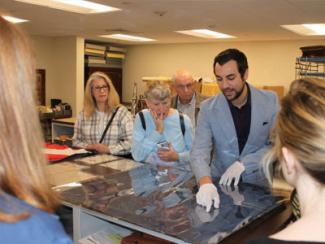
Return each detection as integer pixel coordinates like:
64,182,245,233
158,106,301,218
191,49,279,212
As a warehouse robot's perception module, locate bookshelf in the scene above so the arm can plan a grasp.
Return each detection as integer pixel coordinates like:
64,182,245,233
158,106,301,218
84,41,127,101
295,57,325,80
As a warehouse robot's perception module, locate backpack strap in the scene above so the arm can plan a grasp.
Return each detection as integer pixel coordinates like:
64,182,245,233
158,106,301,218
139,111,146,130
179,112,185,136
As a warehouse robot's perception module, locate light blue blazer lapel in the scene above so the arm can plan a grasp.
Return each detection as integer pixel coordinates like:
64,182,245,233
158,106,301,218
241,85,259,156
216,94,239,157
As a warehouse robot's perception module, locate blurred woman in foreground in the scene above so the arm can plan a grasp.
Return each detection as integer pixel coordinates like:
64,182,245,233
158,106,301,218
247,78,325,244
0,17,71,243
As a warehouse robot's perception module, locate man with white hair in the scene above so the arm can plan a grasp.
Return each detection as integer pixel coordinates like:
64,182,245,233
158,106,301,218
171,70,207,129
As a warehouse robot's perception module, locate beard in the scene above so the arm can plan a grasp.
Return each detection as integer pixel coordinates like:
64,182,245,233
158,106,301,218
222,82,246,102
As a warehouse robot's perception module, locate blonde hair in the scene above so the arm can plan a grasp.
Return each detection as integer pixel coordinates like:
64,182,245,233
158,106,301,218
0,17,58,222
263,78,325,185
144,82,171,101
84,71,120,117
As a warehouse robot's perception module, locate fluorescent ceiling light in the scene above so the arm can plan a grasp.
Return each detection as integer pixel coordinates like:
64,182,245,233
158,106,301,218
2,15,29,23
303,24,325,35
176,29,235,39
15,0,120,14
101,34,155,42
281,24,325,36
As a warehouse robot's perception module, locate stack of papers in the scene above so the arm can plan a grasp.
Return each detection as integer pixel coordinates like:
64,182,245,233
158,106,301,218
78,225,132,244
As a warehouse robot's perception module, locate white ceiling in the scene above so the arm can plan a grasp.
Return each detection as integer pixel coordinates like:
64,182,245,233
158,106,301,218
1,0,325,45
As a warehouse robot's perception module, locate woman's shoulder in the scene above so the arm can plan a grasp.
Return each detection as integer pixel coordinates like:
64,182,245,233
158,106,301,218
0,193,30,213
0,193,72,243
167,108,179,118
136,109,150,117
115,105,133,119
116,105,129,113
178,110,191,123
169,109,190,123
76,110,87,119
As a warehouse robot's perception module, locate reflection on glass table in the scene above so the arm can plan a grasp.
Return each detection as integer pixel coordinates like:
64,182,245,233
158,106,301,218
101,159,142,172
46,155,142,188
45,161,97,186
59,164,284,244
75,154,120,165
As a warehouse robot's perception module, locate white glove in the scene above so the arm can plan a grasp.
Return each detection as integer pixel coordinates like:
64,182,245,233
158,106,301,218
196,183,220,212
219,161,245,186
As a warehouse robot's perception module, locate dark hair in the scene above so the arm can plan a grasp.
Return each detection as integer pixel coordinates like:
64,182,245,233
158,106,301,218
213,48,248,79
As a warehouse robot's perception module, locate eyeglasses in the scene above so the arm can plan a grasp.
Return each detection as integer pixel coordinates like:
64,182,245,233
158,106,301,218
93,85,109,92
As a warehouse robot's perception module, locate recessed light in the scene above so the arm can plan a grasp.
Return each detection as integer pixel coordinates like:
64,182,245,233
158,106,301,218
2,15,29,23
176,29,235,39
303,24,325,35
100,34,155,42
15,0,120,14
281,24,325,36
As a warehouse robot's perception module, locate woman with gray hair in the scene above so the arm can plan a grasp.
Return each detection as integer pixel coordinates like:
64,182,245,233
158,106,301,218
131,83,193,166
73,71,133,155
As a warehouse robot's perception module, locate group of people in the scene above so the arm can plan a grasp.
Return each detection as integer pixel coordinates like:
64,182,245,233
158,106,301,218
0,15,324,243
73,49,279,212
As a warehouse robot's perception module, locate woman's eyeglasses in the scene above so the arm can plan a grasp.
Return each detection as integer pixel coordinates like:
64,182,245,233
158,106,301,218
93,85,109,92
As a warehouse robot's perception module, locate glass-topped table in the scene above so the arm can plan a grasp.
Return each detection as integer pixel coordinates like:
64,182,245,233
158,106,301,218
47,155,291,244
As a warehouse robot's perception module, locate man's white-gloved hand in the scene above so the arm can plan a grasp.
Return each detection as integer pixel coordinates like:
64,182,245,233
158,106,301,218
196,183,220,212
219,161,245,186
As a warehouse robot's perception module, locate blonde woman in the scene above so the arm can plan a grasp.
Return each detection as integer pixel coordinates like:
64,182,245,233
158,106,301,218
0,17,71,243
73,72,133,155
131,83,193,166
247,78,325,244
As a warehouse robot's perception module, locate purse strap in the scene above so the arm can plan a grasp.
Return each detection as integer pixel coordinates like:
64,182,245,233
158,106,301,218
99,106,120,143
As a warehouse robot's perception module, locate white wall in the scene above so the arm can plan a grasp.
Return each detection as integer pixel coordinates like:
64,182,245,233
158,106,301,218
75,37,85,116
31,36,324,109
123,39,324,101
31,36,56,105
31,35,84,116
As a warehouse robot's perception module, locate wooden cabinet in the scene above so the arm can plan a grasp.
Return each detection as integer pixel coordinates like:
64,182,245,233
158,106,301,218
36,69,46,105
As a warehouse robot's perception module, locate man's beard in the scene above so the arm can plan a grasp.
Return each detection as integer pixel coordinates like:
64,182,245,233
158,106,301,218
222,82,246,102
